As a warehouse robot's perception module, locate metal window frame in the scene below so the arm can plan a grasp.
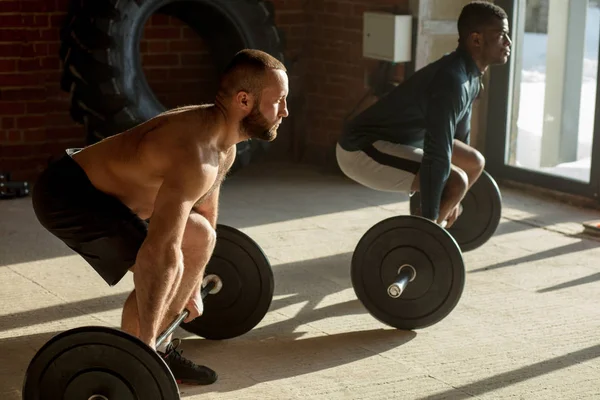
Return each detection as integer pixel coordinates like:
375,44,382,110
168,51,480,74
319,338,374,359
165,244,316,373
485,0,600,200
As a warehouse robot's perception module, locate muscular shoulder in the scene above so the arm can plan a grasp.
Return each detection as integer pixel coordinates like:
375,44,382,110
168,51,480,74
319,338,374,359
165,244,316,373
154,105,217,136
153,107,216,153
432,68,468,95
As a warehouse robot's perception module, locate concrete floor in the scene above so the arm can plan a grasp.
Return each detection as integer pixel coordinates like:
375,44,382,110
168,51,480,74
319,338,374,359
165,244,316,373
2,161,600,399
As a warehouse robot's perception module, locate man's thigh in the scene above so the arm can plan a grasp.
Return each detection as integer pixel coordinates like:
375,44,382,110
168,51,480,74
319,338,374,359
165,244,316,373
410,163,468,193
336,141,423,193
33,153,148,286
411,140,483,193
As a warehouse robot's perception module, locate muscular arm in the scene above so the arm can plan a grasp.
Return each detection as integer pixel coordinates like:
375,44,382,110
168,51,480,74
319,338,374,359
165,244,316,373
133,148,210,345
186,146,236,300
192,146,236,227
420,75,465,221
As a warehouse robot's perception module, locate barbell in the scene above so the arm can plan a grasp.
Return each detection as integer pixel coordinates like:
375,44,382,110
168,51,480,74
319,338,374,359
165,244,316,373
351,171,502,329
22,224,274,400
351,215,465,330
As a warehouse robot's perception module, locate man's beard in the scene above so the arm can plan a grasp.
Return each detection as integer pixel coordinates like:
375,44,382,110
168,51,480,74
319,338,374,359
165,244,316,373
241,102,278,142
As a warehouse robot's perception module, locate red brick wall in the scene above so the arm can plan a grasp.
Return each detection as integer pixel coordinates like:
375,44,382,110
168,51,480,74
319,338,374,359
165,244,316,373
0,0,83,182
301,0,410,166
0,0,411,181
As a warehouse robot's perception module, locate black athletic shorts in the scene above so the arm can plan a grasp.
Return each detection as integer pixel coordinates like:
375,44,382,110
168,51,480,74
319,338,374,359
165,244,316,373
32,149,148,286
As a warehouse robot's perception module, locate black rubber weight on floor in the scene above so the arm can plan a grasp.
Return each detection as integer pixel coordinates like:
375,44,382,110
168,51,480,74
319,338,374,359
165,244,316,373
22,327,179,400
59,0,285,173
180,224,274,340
351,216,466,330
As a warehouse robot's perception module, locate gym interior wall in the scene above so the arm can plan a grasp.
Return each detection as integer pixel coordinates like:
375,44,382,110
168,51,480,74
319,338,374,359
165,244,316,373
0,0,412,182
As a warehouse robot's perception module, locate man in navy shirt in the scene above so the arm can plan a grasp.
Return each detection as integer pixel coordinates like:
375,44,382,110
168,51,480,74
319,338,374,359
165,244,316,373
337,1,512,227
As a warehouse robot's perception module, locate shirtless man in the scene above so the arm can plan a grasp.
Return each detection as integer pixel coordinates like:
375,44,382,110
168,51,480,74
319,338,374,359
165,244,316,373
32,49,289,385
336,1,511,228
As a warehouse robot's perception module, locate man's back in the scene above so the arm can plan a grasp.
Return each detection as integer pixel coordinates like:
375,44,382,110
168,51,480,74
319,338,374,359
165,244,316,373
73,106,222,219
339,48,482,151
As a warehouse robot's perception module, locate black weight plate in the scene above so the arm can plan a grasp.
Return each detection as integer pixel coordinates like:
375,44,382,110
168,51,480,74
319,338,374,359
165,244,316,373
351,216,465,330
22,326,179,400
448,170,502,251
180,224,274,340
410,170,502,252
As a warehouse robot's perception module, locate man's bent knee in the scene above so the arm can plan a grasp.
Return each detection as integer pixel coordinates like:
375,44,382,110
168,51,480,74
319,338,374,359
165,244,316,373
184,212,217,252
472,149,486,173
452,141,486,179
448,167,469,196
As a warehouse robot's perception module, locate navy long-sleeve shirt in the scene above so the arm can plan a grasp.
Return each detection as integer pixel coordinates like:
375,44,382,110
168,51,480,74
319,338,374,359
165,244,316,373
338,48,482,221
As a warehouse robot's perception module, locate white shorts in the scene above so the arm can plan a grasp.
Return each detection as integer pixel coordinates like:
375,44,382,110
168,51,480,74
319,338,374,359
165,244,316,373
336,141,423,192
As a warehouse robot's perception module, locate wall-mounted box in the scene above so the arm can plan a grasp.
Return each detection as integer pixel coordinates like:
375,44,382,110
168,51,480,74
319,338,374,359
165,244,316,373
363,12,413,63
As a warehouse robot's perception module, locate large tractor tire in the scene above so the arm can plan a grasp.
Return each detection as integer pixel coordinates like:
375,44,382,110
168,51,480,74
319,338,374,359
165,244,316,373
59,0,285,173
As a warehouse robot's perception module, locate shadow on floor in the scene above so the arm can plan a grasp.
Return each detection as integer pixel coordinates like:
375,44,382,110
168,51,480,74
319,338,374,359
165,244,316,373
0,292,130,334
468,237,600,294
493,215,551,237
0,253,361,340
179,328,416,397
537,271,600,293
468,240,597,274
415,342,600,400
0,330,63,397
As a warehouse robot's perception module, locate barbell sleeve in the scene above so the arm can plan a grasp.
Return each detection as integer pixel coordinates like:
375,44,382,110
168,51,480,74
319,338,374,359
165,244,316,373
387,265,416,299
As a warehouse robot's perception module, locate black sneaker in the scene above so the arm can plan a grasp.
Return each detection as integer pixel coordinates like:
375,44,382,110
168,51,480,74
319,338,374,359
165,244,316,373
158,339,218,385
